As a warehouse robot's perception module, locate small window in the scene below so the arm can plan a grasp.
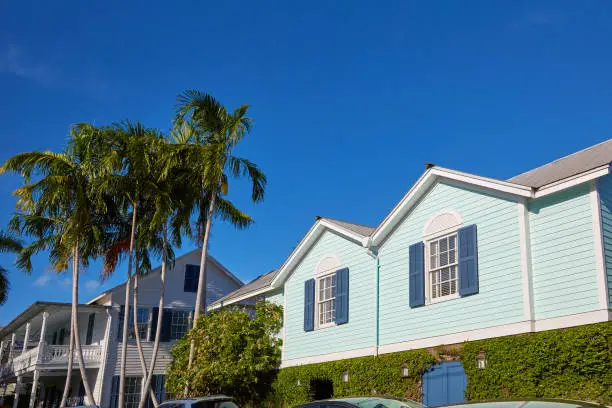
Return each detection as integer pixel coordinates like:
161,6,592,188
427,233,459,301
169,311,190,340
119,307,150,341
124,376,142,408
317,273,337,327
184,264,199,293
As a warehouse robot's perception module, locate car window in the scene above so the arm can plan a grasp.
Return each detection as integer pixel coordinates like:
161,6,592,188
159,403,186,408
191,401,240,408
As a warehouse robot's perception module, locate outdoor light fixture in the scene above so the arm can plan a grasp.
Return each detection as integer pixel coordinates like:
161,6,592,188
296,379,301,386
342,371,349,383
400,364,410,378
476,351,487,369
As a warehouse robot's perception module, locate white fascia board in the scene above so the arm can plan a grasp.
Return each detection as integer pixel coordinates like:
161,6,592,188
371,168,532,247
270,220,368,288
533,165,610,198
207,286,274,310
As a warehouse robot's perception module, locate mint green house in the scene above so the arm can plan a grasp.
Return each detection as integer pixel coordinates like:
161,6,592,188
210,140,612,368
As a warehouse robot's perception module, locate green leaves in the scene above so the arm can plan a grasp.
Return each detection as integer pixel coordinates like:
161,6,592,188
166,301,283,405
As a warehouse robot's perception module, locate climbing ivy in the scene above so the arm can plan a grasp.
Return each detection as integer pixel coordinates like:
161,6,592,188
265,322,611,407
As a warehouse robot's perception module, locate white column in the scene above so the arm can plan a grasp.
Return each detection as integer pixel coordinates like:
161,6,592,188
9,333,16,360
28,370,40,408
37,312,49,363
13,376,22,408
23,322,31,352
92,310,112,405
0,340,5,362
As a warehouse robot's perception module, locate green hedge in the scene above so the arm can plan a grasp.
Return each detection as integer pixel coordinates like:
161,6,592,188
266,322,612,407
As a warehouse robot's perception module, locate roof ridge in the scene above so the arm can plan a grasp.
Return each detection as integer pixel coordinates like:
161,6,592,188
316,215,375,229
509,139,612,181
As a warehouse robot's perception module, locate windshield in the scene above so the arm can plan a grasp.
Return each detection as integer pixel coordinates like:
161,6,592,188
345,397,427,408
192,401,239,408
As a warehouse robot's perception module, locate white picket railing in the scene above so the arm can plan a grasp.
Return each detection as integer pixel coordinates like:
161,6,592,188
41,344,102,365
12,347,39,372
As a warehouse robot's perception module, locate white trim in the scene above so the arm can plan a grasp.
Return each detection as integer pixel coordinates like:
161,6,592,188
314,272,337,330
281,284,287,363
371,168,532,247
207,286,274,310
315,255,341,277
319,219,368,244
424,232,460,304
378,320,532,355
422,210,463,240
281,346,377,368
517,201,535,326
534,165,610,198
589,181,610,309
534,309,611,332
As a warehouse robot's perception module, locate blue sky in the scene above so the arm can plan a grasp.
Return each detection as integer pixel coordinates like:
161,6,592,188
1,1,612,324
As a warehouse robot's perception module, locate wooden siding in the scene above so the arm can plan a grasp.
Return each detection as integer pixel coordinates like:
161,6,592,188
597,175,612,307
378,181,524,346
529,183,600,319
284,230,375,361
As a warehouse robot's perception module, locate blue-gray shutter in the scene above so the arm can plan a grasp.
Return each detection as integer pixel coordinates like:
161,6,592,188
111,376,120,408
117,306,125,340
409,242,425,307
160,308,173,342
150,307,159,342
458,224,479,296
184,264,199,293
85,313,95,345
304,279,315,332
335,268,349,325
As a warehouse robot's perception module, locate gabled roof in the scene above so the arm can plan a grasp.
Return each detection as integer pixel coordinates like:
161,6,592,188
508,139,612,188
209,269,278,308
87,249,243,305
212,140,612,307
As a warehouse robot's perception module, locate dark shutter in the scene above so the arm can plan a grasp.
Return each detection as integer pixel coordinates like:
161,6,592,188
409,242,425,307
304,279,315,332
150,307,159,342
117,306,125,340
110,376,120,408
78,381,85,397
184,264,199,293
335,268,349,325
160,308,173,342
58,328,66,345
52,331,57,345
458,224,479,296
85,313,95,345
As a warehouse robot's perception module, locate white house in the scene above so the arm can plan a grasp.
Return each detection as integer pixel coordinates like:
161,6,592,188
0,250,242,408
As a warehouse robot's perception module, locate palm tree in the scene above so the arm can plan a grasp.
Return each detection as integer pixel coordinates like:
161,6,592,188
0,124,114,407
0,231,22,305
174,91,267,392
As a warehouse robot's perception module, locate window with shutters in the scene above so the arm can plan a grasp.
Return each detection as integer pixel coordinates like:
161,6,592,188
426,233,459,302
316,273,337,328
124,376,142,408
119,307,150,341
170,311,190,340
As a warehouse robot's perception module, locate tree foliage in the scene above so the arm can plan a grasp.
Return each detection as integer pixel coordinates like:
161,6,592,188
166,301,283,405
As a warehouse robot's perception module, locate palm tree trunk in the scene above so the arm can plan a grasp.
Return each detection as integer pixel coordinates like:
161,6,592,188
119,204,137,408
132,256,159,408
138,224,168,408
71,245,96,406
185,193,216,394
59,322,74,408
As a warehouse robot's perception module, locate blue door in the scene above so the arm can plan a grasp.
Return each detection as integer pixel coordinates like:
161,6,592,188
422,361,467,407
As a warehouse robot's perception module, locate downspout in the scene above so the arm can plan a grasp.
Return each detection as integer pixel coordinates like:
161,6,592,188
366,247,380,357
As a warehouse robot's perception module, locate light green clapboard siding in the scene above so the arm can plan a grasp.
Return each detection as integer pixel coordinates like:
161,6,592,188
378,182,524,346
597,175,612,307
529,183,600,319
284,230,375,360
266,289,284,306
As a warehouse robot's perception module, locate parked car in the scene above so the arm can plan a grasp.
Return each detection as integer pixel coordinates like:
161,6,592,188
294,397,426,408
439,401,607,408
158,395,239,408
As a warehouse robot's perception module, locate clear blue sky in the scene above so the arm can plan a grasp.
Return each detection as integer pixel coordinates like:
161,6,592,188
1,1,611,324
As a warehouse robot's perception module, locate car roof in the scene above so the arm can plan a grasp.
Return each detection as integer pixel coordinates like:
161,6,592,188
160,395,233,404
442,401,605,408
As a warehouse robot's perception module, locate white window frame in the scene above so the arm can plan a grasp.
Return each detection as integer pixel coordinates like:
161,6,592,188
425,231,460,304
314,272,337,330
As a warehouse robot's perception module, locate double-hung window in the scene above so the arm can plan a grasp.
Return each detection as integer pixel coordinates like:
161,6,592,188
169,311,190,340
428,233,459,301
124,377,142,408
316,273,337,327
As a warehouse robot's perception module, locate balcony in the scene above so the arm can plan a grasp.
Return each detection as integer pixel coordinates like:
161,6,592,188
0,343,103,379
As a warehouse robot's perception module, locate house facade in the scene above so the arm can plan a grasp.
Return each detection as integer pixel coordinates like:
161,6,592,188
0,250,242,408
211,140,612,373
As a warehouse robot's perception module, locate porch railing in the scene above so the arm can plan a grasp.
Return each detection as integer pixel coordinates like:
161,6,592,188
41,344,103,365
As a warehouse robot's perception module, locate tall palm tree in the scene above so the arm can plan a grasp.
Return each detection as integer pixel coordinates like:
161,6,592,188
0,231,22,305
174,91,267,392
0,124,114,407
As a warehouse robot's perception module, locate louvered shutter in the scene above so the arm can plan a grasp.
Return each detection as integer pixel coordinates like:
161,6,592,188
150,307,159,341
335,268,349,325
409,242,425,307
160,308,173,341
85,313,95,345
184,264,199,293
110,376,120,408
458,224,479,296
304,279,315,332
117,306,125,340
